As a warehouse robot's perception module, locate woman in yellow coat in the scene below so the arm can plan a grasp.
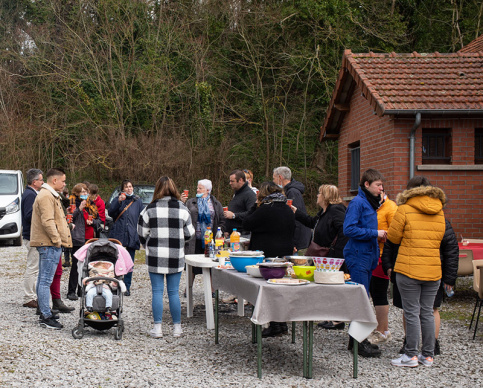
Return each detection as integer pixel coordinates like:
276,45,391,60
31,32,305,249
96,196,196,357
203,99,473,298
386,176,446,368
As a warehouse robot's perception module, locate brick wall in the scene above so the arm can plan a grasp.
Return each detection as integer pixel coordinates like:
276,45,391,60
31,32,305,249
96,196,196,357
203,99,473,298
337,86,483,238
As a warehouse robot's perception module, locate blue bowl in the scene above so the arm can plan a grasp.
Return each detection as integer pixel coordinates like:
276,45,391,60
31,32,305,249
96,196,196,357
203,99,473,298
229,256,264,272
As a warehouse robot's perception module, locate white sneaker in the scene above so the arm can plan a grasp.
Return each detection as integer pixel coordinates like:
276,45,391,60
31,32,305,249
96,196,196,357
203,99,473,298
368,330,391,345
418,354,434,367
149,324,163,338
173,323,183,337
391,354,418,367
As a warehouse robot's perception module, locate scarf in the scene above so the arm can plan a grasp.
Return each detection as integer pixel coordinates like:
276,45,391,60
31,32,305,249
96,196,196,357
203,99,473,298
70,194,98,217
361,186,381,211
197,196,212,248
259,192,286,205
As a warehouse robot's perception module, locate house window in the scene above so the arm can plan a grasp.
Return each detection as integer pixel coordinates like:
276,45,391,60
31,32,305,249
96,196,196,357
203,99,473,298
349,144,360,191
476,128,483,164
422,128,451,164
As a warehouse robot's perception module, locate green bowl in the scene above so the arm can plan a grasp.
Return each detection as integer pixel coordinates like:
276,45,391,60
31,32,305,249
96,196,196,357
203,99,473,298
293,266,316,282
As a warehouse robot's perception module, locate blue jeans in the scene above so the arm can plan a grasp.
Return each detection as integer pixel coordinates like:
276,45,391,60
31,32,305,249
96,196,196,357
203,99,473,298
86,286,113,309
396,273,440,357
36,246,62,318
149,271,182,324
124,247,136,291
346,262,372,296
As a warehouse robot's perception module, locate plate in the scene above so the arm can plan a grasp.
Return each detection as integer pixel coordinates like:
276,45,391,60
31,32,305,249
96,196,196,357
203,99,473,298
267,278,310,286
217,265,234,270
229,250,263,257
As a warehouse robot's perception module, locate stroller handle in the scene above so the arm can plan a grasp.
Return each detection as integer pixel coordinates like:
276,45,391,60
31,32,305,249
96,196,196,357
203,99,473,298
85,238,122,246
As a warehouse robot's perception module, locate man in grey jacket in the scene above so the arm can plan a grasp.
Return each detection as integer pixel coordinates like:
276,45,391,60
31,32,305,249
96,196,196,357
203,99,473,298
273,166,311,251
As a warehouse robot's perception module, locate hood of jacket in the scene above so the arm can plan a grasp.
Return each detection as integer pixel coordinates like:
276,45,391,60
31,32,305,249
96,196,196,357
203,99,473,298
395,185,446,215
284,179,305,194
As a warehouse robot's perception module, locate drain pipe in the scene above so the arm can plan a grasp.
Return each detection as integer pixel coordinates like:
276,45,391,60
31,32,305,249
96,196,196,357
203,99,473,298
409,112,421,179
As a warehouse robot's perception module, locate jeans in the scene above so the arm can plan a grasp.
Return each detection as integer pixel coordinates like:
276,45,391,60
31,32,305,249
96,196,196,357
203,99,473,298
149,271,182,324
36,246,62,318
50,255,63,299
86,286,113,309
396,273,440,357
346,262,372,296
124,247,136,291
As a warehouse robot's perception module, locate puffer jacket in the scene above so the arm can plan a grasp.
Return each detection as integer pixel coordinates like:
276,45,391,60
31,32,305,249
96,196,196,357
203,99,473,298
440,219,459,286
388,185,446,281
372,196,398,279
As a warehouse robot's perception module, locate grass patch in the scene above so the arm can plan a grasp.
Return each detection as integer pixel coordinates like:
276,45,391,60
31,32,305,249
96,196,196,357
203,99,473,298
134,249,145,264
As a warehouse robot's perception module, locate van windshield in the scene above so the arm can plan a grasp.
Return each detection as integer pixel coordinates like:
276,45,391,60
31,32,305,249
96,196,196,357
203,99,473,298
0,173,19,195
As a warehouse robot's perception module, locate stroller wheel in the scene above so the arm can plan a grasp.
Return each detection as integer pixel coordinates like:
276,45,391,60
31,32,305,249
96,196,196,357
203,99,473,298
114,326,123,340
72,326,84,339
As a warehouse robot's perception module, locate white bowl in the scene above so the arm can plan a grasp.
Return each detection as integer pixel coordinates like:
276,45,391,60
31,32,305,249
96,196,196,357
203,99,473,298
246,265,263,277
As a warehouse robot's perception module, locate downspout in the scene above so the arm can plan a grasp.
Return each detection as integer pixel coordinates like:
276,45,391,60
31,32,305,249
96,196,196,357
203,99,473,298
409,112,421,179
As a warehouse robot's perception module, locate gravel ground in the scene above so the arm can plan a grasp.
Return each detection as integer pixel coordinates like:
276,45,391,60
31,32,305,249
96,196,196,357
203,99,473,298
0,243,481,387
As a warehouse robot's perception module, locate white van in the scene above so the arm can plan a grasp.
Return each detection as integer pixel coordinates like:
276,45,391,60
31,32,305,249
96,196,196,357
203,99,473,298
0,170,24,245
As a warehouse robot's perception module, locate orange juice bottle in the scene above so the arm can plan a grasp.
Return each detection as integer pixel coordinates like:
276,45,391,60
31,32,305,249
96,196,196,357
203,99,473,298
230,228,240,252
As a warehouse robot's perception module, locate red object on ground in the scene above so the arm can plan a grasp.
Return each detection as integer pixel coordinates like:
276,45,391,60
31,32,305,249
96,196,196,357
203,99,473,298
459,243,483,261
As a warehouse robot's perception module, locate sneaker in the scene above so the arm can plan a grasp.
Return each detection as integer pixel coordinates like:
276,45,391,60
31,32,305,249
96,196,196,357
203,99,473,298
39,315,63,330
149,325,163,338
391,354,418,367
173,324,183,337
368,330,391,345
418,354,434,367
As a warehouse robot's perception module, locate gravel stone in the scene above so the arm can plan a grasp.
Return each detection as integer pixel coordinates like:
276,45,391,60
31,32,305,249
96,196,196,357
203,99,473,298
0,244,481,387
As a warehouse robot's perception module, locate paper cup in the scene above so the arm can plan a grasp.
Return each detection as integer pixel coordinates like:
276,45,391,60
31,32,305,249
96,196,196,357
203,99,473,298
286,199,293,206
223,206,228,212
183,190,189,197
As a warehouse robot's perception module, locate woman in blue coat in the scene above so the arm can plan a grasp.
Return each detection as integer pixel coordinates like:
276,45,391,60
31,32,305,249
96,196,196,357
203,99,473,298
108,179,144,295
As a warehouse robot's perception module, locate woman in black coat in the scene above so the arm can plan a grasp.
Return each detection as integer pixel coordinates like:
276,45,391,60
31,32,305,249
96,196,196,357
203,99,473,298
293,184,349,330
243,181,295,338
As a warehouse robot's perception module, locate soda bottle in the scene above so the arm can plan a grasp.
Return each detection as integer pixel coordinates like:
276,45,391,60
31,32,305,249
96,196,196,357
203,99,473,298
215,227,224,254
230,228,241,252
204,227,212,257
209,239,215,259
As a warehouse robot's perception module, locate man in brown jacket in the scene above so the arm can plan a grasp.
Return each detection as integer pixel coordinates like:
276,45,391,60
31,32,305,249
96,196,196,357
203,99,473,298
30,168,72,329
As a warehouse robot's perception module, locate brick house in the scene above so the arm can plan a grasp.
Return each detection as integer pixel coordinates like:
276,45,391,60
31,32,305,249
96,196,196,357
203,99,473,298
320,47,483,238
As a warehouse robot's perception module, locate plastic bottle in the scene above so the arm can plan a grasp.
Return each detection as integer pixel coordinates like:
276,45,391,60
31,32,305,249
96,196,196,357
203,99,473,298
445,287,454,297
215,227,224,254
204,227,213,257
209,239,215,259
230,228,241,252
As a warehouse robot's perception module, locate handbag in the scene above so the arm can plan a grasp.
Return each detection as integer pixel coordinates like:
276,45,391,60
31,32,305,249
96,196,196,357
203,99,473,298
305,235,338,257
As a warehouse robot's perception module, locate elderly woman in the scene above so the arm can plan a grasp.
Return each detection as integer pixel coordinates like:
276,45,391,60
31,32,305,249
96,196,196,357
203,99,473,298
66,183,101,300
183,179,225,256
108,179,144,296
138,176,195,338
243,181,295,337
292,184,349,330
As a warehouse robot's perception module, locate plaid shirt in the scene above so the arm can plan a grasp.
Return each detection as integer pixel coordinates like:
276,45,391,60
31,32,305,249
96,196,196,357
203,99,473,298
138,197,195,274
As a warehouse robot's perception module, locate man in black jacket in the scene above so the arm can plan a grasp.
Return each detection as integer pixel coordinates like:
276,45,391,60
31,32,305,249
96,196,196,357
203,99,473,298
21,168,43,308
224,170,257,235
273,166,311,251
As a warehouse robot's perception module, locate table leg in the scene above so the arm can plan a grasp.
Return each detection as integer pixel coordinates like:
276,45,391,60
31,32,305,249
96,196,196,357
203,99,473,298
257,324,262,378
186,264,193,318
215,290,219,345
202,267,215,330
303,321,307,378
237,297,245,316
292,322,296,344
353,339,358,378
252,322,256,344
308,321,313,379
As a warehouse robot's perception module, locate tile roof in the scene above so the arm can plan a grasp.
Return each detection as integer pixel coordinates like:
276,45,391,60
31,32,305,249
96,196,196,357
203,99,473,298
459,35,483,53
321,50,483,139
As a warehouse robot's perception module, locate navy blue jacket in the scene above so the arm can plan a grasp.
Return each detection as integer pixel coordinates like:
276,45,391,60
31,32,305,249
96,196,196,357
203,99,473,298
284,179,312,250
21,186,38,240
343,187,379,272
108,196,144,250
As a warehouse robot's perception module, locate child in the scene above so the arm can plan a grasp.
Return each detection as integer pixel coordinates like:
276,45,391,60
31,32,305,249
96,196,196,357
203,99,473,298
82,261,126,312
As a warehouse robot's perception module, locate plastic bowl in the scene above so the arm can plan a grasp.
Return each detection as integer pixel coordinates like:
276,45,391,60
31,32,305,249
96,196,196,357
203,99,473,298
246,265,262,277
229,256,264,272
293,266,316,281
312,257,345,272
285,256,314,266
258,266,286,280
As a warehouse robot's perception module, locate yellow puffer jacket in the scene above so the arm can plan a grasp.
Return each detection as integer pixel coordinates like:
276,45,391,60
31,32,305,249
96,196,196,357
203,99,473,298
378,196,398,255
388,186,446,281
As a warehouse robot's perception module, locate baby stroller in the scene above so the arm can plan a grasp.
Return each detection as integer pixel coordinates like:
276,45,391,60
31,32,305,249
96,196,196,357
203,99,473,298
72,238,131,340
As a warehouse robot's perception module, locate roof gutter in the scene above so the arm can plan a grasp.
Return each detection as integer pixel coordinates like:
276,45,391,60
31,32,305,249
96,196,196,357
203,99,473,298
409,112,421,179
385,109,483,116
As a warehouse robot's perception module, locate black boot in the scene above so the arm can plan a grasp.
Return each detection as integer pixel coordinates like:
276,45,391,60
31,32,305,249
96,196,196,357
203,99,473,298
348,336,381,358
52,298,75,313
262,322,282,338
434,338,441,356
